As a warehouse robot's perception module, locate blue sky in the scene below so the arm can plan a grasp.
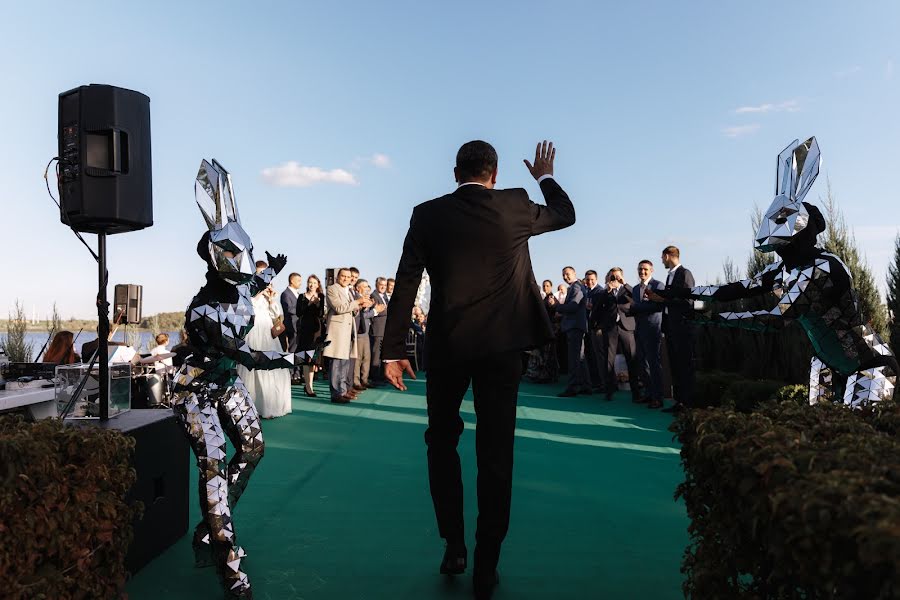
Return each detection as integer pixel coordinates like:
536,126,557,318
1,1,898,319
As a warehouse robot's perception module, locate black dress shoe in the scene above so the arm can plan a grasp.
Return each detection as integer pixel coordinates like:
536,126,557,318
557,389,578,397
304,388,317,397
473,569,500,599
440,542,467,575
647,399,663,409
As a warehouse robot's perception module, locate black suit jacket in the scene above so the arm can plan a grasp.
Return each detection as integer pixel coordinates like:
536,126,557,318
382,178,575,363
280,288,300,340
370,292,389,337
663,266,695,330
590,284,636,332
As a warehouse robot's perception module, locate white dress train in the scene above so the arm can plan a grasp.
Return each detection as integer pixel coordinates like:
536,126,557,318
236,293,292,418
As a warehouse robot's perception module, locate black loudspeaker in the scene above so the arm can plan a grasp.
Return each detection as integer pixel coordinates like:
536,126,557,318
58,84,153,234
73,411,189,574
114,283,143,324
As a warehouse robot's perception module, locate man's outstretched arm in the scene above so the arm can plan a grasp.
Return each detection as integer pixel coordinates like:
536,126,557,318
382,209,425,390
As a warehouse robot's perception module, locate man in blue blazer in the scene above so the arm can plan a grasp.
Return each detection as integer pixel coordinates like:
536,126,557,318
556,266,592,397
629,260,665,408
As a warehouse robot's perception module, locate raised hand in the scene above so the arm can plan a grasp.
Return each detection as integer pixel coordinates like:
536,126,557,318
523,140,556,181
265,251,288,274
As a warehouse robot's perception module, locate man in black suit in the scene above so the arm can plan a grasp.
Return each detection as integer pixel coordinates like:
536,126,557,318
629,260,665,408
280,273,303,353
648,245,696,413
369,277,390,385
382,140,575,598
590,268,640,402
582,270,604,387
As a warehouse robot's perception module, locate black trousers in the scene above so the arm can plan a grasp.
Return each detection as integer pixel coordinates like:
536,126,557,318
603,326,640,400
424,350,522,571
665,322,695,407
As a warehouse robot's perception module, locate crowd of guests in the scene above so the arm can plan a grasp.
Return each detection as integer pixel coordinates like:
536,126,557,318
529,245,696,413
36,245,697,416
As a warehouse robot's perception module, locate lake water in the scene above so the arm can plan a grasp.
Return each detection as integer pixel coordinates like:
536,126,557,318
18,330,182,359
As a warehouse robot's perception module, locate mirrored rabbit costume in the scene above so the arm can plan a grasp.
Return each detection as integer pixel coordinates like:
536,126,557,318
672,137,897,406
172,159,297,599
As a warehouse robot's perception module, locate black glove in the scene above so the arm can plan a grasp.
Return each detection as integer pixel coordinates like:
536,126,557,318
265,251,287,274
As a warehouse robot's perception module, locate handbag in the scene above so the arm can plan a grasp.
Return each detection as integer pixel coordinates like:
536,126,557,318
271,315,286,338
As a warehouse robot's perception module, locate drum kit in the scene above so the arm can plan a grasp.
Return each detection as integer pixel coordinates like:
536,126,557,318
131,351,178,408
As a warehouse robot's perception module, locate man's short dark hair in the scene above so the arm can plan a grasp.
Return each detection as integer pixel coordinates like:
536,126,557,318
288,272,302,282
542,279,553,287
638,260,653,268
585,270,598,278
456,140,498,182
387,278,395,283
349,267,360,275
562,266,575,273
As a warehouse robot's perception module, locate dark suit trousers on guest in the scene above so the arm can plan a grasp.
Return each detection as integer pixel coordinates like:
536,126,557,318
424,350,522,572
665,322,695,407
603,327,640,400
589,328,607,390
635,326,663,401
564,329,592,392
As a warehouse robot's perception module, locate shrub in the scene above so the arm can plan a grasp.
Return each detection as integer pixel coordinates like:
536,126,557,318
671,401,900,599
0,415,142,599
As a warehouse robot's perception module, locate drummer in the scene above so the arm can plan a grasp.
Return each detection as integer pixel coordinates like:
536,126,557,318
149,333,174,375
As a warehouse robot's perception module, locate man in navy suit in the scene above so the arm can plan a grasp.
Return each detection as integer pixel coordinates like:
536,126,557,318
590,268,639,402
583,270,605,388
280,273,303,353
556,266,592,397
629,260,665,408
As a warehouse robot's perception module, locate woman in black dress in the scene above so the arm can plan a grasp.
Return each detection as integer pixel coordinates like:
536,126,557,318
297,274,325,396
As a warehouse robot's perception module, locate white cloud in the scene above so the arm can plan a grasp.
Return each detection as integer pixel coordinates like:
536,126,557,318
734,99,800,114
261,162,358,187
371,153,391,168
722,124,761,138
886,59,895,81
834,65,862,78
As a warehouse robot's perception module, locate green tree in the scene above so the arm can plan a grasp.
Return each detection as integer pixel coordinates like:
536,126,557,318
47,302,61,336
1,300,34,362
747,204,777,278
887,233,900,354
820,180,889,337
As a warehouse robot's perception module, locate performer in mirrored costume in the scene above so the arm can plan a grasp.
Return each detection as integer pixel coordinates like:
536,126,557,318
172,159,299,599
658,137,896,406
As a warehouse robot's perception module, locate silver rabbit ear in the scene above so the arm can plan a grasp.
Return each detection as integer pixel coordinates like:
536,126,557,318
212,159,241,225
793,137,820,203
195,159,242,231
775,137,821,203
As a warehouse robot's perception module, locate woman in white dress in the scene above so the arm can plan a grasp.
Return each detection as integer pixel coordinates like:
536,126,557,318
236,263,292,418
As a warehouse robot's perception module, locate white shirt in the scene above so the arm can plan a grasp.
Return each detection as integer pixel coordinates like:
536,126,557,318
288,286,301,299
665,264,682,315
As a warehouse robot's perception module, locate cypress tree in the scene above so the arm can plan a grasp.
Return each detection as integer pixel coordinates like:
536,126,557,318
820,181,889,338
886,233,900,354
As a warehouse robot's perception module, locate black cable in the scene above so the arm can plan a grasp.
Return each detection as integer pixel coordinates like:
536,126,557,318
44,155,99,263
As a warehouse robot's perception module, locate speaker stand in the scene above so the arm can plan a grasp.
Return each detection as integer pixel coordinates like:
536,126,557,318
97,232,110,421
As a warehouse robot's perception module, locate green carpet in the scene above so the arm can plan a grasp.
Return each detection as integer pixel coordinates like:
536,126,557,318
126,376,688,599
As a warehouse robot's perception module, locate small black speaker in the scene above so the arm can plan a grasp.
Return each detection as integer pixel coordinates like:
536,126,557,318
114,283,143,324
58,84,153,234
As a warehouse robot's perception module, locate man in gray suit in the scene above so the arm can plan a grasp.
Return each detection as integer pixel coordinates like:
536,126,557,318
280,272,303,352
369,277,390,385
556,266,592,397
630,260,665,408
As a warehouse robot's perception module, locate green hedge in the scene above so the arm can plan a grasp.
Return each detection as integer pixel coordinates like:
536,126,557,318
671,401,900,599
0,416,142,599
694,371,786,411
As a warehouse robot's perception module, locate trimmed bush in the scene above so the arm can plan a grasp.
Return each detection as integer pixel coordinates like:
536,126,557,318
694,371,787,412
671,401,900,599
0,415,142,599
